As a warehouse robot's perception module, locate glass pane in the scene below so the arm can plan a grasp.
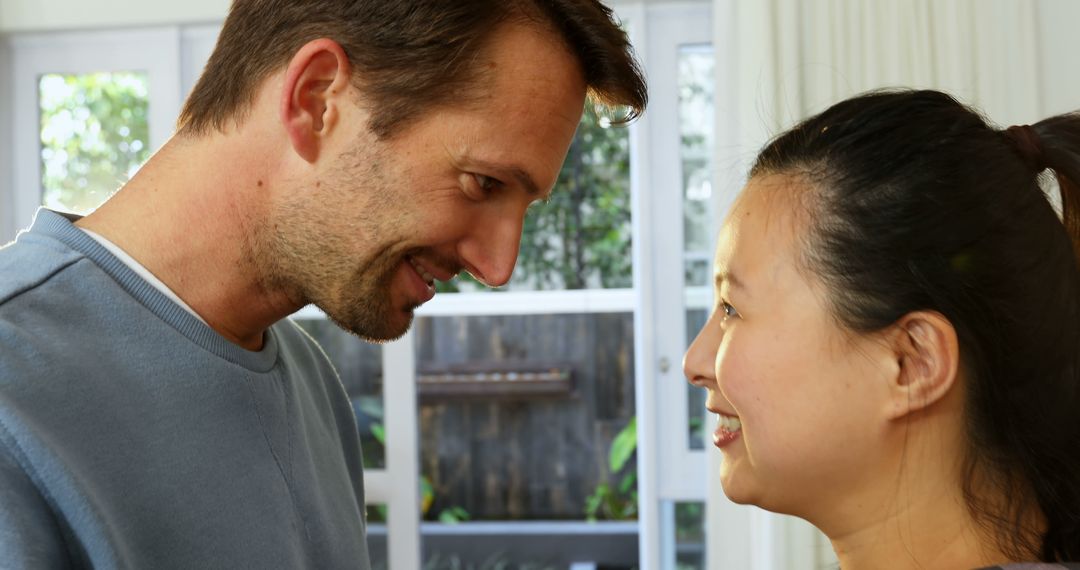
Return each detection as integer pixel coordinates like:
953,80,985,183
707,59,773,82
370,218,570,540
294,318,386,469
438,108,632,293
680,46,716,280
685,308,708,450
675,502,706,570
38,72,151,214
679,45,716,450
415,313,638,568
366,504,389,570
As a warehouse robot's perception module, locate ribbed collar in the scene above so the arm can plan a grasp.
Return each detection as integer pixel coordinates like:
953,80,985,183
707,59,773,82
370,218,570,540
25,208,280,372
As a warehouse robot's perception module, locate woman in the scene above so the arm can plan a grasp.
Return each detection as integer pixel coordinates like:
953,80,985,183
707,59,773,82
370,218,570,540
683,90,1080,569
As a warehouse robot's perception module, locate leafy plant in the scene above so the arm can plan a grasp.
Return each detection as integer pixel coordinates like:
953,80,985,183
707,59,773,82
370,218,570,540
585,416,638,521
366,413,469,524
438,506,471,524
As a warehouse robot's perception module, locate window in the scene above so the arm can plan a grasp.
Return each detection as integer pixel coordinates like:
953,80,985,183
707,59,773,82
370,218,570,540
10,28,181,225
679,44,717,451
38,71,151,214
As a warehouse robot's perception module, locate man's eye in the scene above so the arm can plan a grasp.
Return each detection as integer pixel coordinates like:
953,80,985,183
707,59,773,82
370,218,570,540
474,174,499,193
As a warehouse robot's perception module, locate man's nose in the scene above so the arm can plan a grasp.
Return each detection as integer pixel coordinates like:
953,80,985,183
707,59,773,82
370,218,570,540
459,211,524,287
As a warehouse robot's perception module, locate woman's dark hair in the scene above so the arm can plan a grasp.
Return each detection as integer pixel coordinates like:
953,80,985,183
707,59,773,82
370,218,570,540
751,89,1080,562
177,0,647,139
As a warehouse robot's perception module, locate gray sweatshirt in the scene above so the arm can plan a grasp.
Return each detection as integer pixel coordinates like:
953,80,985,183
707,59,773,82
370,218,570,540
0,209,371,569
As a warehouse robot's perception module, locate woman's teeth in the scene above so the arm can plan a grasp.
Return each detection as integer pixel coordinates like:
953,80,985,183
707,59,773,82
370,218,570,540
718,414,742,432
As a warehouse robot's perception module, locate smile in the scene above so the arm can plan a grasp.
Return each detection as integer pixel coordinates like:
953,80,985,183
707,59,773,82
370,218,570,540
718,414,741,431
408,256,436,286
713,413,742,448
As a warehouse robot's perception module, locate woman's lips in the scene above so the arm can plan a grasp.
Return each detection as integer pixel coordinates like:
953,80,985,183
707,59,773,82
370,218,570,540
713,413,742,448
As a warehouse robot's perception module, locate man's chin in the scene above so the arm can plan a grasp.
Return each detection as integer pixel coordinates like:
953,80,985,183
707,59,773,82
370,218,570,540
327,306,416,344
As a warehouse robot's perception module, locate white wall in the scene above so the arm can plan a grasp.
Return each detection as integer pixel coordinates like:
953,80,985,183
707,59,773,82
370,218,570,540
0,0,228,33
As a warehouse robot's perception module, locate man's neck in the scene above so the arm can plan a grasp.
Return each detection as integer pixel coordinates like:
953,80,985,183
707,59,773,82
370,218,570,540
75,132,302,351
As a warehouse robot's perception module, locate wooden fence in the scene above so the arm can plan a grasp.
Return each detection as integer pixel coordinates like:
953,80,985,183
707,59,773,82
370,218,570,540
298,312,637,521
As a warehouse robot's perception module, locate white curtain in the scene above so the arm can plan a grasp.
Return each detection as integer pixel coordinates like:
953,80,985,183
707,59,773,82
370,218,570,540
707,2,1071,569
729,0,1042,157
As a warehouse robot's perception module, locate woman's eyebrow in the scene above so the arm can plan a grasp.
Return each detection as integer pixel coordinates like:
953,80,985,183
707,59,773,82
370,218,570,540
714,270,749,296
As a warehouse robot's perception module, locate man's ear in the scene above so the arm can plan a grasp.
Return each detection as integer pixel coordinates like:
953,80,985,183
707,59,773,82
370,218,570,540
884,310,961,420
279,38,352,163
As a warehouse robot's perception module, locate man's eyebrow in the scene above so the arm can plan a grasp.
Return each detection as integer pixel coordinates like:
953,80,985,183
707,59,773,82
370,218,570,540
469,159,547,200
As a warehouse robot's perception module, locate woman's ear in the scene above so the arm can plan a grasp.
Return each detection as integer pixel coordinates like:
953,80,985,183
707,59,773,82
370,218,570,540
279,38,353,163
883,311,961,420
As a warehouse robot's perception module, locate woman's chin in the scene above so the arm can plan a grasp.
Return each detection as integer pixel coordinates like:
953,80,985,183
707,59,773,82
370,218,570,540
719,465,759,506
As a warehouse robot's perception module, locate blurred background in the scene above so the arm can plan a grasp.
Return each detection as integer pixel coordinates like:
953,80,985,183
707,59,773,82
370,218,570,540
1,1,1076,569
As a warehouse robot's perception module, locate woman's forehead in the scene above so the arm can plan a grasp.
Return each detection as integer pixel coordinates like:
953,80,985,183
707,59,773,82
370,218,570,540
717,174,810,267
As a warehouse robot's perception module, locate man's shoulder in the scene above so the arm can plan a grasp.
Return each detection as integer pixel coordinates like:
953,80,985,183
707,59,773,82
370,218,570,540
0,232,86,308
273,318,338,376
0,233,111,394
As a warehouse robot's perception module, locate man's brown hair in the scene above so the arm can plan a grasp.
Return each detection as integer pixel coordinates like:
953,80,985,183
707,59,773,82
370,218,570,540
177,0,647,138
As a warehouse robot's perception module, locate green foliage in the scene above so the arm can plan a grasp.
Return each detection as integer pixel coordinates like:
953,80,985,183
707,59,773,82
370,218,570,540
367,503,389,524
438,506,471,524
439,107,632,292
519,107,632,290
370,422,386,445
609,416,637,472
585,416,638,521
38,72,150,214
355,396,387,470
366,407,470,523
422,478,470,523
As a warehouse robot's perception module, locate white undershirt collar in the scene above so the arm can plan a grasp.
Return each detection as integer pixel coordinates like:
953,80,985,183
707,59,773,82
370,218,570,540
79,228,209,326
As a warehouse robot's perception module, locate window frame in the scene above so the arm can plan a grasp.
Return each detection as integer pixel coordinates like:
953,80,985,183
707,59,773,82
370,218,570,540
10,27,182,228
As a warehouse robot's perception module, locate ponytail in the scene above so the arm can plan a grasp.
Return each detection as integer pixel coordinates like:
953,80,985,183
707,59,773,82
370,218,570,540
1000,114,1080,561
1029,115,1080,267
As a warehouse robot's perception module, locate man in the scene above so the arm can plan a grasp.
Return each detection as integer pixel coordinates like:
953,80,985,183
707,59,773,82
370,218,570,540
0,0,646,567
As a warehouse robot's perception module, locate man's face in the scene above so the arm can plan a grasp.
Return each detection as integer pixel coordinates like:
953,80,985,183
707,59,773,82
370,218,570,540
268,23,587,341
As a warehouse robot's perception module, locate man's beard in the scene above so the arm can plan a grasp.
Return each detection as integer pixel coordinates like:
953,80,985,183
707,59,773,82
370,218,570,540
318,249,418,343
256,143,419,342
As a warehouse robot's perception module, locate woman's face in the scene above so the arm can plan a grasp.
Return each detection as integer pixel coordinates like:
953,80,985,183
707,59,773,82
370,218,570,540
683,174,897,519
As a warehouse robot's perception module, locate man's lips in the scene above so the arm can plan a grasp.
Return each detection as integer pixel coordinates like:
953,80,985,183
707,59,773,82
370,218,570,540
405,254,459,283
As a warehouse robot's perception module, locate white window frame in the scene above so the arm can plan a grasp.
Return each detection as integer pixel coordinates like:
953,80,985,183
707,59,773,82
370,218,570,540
1,38,15,243
10,28,182,227
180,24,220,98
640,2,712,504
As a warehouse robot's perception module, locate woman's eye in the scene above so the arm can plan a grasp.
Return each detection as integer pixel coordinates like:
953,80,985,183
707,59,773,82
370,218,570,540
720,300,740,321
